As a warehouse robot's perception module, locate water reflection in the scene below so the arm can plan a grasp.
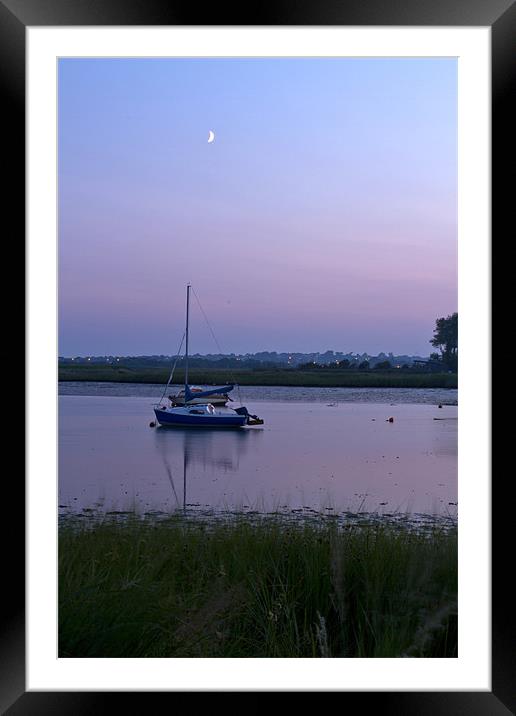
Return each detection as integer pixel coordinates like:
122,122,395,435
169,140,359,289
58,397,457,517
154,427,263,511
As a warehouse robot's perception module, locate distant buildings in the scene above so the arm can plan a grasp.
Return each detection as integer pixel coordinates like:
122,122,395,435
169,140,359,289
59,350,429,366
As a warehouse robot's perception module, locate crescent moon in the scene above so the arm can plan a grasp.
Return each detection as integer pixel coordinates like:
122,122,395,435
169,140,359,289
208,130,215,143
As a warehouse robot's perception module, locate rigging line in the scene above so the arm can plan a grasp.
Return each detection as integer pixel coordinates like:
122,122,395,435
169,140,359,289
190,286,242,404
158,330,186,405
191,286,225,355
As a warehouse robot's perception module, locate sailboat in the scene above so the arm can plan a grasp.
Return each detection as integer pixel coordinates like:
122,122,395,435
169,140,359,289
168,385,232,406
153,285,263,428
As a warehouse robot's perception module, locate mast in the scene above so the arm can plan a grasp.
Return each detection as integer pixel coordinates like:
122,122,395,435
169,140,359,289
184,284,190,390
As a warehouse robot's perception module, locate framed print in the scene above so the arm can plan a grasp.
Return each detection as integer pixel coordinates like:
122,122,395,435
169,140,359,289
3,0,512,710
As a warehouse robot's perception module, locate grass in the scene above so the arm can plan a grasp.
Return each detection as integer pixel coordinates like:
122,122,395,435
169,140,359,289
58,364,457,389
59,515,457,658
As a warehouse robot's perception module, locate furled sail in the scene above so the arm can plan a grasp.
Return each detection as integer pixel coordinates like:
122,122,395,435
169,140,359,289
184,384,234,403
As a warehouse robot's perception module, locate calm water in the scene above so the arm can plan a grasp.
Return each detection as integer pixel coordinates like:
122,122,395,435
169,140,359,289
59,387,457,520
59,381,457,405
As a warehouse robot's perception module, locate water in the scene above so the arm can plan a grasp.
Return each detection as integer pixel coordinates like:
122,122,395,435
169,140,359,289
59,386,457,522
59,381,457,405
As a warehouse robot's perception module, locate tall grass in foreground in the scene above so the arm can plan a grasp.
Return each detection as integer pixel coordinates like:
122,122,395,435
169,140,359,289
59,517,457,658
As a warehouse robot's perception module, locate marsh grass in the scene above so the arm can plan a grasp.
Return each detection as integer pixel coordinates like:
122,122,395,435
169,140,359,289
59,515,457,658
58,365,457,389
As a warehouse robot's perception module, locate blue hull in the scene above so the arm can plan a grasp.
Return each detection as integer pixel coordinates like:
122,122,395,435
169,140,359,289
154,408,247,428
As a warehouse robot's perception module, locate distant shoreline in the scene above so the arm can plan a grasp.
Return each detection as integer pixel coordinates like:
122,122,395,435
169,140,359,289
58,366,457,389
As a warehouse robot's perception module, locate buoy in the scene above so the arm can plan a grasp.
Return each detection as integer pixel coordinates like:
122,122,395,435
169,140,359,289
438,404,443,408
387,417,394,423
149,421,156,428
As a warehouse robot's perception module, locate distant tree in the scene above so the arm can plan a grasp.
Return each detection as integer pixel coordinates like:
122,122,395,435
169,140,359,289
328,359,348,369
430,313,458,371
358,360,370,370
374,360,392,370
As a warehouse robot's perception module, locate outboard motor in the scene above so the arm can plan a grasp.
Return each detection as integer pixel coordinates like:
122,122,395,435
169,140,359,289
234,406,264,425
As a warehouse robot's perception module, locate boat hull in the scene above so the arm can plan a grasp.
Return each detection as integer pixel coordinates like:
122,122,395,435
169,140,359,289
154,408,246,428
170,396,229,406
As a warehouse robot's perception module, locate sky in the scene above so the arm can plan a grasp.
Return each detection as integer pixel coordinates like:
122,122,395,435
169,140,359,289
58,57,457,357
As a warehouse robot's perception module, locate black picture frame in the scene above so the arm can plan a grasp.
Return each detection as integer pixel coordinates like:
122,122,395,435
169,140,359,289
3,0,511,711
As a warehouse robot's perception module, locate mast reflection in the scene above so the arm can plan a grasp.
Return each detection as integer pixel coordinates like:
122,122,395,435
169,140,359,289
154,427,262,511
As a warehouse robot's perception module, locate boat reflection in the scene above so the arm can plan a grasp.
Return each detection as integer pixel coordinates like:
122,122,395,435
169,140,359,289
154,426,262,510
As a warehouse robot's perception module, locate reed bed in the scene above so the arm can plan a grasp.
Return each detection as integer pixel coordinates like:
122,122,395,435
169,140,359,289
59,515,457,658
58,365,457,389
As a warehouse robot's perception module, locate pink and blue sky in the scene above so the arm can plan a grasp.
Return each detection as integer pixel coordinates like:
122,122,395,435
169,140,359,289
58,58,457,356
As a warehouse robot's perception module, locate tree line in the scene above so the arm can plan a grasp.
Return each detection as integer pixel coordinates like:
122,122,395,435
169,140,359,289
429,312,458,372
298,313,458,373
